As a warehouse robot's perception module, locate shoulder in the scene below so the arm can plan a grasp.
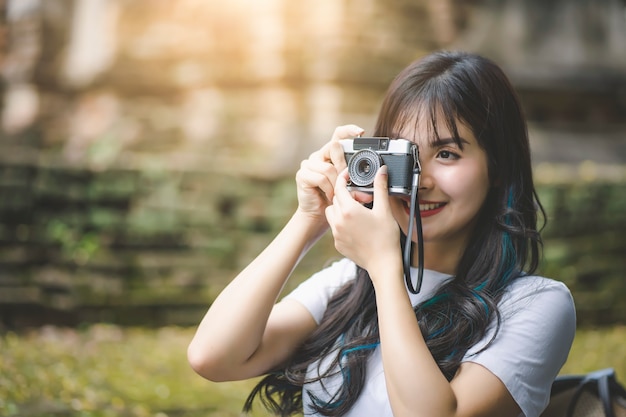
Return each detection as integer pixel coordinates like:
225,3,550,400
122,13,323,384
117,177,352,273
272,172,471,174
500,274,576,322
497,274,577,352
470,274,576,353
301,257,358,291
465,275,576,417
507,274,571,296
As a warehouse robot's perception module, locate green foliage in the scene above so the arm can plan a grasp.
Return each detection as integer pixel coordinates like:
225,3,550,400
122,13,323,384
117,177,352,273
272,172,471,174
0,325,273,417
46,220,101,265
560,326,626,376
1,325,624,417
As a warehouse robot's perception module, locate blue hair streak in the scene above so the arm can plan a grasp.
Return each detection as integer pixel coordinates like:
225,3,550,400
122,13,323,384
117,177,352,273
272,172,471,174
339,342,380,384
309,340,380,411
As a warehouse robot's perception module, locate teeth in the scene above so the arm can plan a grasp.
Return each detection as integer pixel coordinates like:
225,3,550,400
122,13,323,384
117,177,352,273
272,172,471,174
419,203,444,211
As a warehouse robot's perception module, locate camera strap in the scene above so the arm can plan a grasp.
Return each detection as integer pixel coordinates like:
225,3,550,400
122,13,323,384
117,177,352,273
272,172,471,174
403,158,424,294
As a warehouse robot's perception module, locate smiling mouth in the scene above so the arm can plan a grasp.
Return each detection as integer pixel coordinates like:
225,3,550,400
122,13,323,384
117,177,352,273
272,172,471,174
419,202,446,212
402,200,446,214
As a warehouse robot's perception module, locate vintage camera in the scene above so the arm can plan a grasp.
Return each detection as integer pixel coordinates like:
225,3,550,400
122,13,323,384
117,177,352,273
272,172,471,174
340,137,418,196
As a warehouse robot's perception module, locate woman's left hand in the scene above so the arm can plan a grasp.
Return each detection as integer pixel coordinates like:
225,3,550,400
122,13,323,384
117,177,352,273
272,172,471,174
325,165,401,276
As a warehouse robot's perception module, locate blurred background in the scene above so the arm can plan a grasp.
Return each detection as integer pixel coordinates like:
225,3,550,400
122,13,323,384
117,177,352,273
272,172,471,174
0,0,625,416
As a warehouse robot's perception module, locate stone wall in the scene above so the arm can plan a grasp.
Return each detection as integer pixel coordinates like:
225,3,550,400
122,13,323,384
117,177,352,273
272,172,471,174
1,160,625,327
0,0,452,327
2,0,456,176
1,0,625,328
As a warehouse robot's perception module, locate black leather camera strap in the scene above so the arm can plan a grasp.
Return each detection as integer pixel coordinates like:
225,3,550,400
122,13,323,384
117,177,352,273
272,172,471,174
404,166,424,294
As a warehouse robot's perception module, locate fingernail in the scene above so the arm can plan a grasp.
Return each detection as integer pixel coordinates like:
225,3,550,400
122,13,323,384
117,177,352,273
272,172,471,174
352,126,365,136
379,165,388,175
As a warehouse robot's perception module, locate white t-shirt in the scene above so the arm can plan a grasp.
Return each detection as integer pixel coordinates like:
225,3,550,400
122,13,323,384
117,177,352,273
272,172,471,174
284,258,576,417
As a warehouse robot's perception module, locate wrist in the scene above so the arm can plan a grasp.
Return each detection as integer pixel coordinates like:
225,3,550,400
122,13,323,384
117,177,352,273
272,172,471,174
367,255,404,291
291,209,329,245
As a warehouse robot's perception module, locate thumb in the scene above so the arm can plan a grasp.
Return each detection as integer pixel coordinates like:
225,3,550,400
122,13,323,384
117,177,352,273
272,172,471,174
372,165,390,212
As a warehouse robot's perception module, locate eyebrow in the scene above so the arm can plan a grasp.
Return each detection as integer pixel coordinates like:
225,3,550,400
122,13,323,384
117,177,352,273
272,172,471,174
391,134,471,149
431,136,470,149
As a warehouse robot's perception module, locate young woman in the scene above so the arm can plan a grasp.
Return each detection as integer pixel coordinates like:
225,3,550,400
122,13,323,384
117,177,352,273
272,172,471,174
187,51,576,417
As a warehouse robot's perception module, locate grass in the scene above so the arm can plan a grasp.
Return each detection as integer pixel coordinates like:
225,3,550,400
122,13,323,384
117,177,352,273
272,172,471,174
1,324,624,417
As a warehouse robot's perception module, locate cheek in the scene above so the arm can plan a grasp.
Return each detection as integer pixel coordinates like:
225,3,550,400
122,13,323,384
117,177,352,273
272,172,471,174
389,198,408,225
441,165,490,206
389,197,404,215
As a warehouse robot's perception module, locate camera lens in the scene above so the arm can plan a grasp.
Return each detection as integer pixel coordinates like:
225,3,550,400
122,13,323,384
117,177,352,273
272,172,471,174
348,149,381,187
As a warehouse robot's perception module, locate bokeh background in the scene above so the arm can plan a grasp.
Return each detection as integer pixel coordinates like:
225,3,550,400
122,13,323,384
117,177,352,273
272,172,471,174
0,0,625,416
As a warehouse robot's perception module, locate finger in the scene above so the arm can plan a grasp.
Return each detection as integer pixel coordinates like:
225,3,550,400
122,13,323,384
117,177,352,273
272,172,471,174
330,124,365,142
324,203,336,230
311,143,332,163
302,158,339,186
333,168,359,209
328,140,347,173
353,191,374,205
372,165,390,212
319,125,364,165
296,162,335,201
334,168,350,194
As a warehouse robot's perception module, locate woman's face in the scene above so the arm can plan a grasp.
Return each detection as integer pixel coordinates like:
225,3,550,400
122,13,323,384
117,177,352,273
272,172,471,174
389,116,491,258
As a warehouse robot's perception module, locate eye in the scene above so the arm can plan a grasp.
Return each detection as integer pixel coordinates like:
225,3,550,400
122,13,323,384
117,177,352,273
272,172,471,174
437,150,460,160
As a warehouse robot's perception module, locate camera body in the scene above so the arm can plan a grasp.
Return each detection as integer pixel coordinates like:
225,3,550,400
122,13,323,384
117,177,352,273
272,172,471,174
340,137,418,196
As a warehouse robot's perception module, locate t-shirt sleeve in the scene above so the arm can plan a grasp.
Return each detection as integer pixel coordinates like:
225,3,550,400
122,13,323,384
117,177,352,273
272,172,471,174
463,277,577,417
282,258,357,324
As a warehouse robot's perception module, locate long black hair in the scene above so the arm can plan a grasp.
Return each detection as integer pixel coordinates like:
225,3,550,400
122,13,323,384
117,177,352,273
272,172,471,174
244,50,545,416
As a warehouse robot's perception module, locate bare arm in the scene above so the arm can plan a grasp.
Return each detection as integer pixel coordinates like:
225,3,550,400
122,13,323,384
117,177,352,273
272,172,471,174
187,210,325,381
326,167,521,417
187,125,364,382
371,262,520,417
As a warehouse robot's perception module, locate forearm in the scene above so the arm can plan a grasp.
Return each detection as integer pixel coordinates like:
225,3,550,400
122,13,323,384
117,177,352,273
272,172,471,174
188,210,326,378
370,262,458,417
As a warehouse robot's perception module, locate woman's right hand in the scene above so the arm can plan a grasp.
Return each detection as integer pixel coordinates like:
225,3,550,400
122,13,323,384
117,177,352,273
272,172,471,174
188,126,364,382
295,124,364,226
